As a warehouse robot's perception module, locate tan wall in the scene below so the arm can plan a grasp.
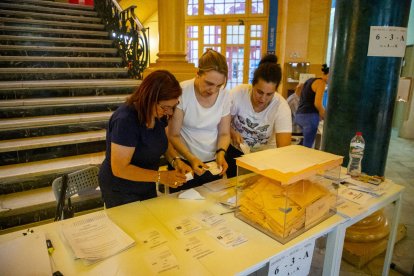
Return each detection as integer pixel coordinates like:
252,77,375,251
284,0,311,62
277,0,331,97
307,0,331,65
143,12,159,65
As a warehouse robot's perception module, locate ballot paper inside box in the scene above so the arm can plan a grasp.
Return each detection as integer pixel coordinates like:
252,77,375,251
234,145,342,244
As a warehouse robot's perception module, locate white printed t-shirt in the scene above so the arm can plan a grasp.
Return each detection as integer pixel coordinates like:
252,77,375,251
178,78,231,162
230,84,292,151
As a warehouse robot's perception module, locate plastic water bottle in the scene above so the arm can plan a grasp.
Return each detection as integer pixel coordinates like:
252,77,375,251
347,132,365,176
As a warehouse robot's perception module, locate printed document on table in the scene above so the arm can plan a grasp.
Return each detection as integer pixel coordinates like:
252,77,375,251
136,228,168,249
61,212,135,261
182,235,214,259
169,217,202,237
144,245,179,274
193,209,225,227
338,185,373,205
336,201,367,218
207,224,248,247
0,231,52,276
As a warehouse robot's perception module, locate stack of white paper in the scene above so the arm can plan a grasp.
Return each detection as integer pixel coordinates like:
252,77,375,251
61,212,135,263
0,231,52,276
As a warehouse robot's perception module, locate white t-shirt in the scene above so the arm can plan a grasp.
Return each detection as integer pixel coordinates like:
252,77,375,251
178,78,231,162
230,84,292,151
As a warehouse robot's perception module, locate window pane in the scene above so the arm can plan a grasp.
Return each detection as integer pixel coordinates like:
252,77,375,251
187,0,199,15
204,25,221,45
250,24,262,38
249,39,262,83
226,25,244,45
186,26,199,66
226,46,244,89
187,26,198,39
251,0,264,14
204,0,245,15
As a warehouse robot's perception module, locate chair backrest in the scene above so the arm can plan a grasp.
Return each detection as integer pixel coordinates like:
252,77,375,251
52,166,100,201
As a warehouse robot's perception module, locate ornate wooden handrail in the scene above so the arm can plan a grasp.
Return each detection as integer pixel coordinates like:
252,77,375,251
95,0,149,79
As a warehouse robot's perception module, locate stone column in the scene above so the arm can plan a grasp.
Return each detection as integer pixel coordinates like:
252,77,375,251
143,0,197,81
322,0,412,176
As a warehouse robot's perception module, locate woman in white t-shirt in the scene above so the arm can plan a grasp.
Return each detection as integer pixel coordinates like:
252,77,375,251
226,54,292,177
169,49,231,190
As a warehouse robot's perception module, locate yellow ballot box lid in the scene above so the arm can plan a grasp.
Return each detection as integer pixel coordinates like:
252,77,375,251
235,145,343,185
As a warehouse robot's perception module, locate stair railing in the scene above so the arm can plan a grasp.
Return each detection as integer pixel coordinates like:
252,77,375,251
95,0,149,79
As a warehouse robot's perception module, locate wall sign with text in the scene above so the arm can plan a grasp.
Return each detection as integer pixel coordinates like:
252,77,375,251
367,26,407,57
268,239,315,276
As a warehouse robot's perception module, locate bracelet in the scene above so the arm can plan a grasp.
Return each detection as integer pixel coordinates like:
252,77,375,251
156,171,161,184
171,156,181,168
216,148,226,155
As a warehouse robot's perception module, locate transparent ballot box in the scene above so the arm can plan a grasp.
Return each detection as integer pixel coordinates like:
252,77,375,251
235,145,343,244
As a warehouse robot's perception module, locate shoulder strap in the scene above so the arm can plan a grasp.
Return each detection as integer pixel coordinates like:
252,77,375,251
54,174,69,221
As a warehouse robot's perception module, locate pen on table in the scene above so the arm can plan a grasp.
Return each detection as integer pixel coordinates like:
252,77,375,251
46,239,55,254
47,239,63,276
220,210,235,215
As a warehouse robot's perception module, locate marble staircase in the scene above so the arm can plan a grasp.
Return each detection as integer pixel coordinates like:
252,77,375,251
0,0,141,229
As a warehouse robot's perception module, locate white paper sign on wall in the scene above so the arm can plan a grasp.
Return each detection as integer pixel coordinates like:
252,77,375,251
268,239,315,276
367,26,407,57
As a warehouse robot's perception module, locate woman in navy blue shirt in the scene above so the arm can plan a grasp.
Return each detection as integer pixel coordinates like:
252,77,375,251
99,70,192,208
295,64,329,148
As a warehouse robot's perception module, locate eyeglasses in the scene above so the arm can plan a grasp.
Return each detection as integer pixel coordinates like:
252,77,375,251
158,101,179,113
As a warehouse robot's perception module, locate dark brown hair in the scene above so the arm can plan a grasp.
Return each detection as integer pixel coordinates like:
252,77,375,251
321,64,329,75
126,70,181,125
252,54,282,88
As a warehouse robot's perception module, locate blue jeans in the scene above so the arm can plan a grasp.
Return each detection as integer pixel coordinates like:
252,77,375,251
295,113,320,148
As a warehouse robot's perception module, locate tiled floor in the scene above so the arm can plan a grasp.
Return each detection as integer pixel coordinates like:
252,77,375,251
312,130,414,275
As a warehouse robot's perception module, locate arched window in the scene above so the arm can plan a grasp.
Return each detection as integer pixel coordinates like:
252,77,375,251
186,0,267,89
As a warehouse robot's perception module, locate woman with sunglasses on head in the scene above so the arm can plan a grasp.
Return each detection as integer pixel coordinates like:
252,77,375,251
225,54,292,178
99,70,192,208
168,49,231,190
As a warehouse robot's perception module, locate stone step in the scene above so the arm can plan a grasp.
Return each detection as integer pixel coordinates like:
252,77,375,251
0,17,105,30
0,55,122,63
0,25,109,37
0,94,127,108
0,78,140,91
0,67,127,75
0,45,117,54
0,94,124,118
0,129,106,153
0,9,101,23
0,111,112,131
0,67,128,81
1,0,95,11
0,133,106,166
0,185,104,230
0,151,105,185
0,2,97,16
0,70,128,82
0,35,113,46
